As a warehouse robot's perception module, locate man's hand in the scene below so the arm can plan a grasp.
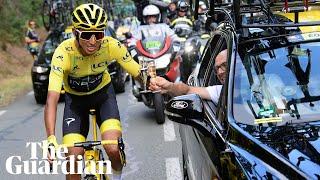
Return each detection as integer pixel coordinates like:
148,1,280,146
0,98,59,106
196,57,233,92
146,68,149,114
47,135,58,162
149,76,173,94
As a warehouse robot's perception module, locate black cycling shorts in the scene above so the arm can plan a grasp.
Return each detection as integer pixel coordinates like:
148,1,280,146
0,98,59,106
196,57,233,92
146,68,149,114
62,83,121,144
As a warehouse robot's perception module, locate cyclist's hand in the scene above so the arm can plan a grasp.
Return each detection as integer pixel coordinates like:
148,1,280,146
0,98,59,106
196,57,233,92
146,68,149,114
47,135,58,163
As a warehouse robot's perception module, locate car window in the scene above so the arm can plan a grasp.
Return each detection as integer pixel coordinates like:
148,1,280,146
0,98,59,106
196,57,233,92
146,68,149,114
198,35,222,86
205,38,228,87
205,30,235,128
192,29,236,175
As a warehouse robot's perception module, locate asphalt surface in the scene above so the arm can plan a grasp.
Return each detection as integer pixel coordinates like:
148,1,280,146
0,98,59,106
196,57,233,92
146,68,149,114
0,82,183,180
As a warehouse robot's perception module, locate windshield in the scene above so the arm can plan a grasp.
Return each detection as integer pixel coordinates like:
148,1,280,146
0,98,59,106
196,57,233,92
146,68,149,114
233,39,320,126
139,25,166,54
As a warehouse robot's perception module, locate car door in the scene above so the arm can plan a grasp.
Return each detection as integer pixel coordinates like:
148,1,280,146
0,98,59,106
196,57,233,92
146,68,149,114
181,29,235,180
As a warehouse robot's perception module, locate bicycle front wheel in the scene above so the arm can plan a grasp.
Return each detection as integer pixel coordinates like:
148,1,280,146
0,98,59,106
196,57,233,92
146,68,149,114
98,149,108,180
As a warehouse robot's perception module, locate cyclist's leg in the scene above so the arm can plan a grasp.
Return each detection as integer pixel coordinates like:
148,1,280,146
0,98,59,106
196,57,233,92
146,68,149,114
96,84,124,179
63,93,90,180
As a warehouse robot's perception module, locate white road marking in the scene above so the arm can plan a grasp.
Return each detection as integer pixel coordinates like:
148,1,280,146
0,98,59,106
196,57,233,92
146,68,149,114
27,91,34,96
0,110,7,116
164,120,176,142
166,157,182,180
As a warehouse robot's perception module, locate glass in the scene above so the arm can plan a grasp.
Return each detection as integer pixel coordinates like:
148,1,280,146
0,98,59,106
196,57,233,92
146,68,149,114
139,58,159,93
214,62,227,73
75,29,104,41
148,61,156,78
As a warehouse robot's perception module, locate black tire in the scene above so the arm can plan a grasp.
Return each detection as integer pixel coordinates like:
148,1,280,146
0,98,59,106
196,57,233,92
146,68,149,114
181,53,198,83
154,93,165,124
125,73,130,82
113,67,126,93
34,90,47,104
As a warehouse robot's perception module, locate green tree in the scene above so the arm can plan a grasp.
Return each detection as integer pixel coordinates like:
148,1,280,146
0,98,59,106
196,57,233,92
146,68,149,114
0,0,42,44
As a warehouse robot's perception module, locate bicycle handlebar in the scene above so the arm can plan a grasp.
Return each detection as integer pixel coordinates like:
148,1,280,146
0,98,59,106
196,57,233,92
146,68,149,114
56,140,118,149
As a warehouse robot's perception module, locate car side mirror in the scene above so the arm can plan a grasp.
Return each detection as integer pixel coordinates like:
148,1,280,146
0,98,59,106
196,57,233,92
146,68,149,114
165,94,213,136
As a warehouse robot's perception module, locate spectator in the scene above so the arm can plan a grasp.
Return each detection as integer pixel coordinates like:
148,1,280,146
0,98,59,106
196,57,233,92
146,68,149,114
25,20,40,59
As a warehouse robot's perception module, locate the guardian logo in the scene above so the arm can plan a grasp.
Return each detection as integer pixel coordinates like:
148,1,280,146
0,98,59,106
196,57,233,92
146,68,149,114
5,141,111,175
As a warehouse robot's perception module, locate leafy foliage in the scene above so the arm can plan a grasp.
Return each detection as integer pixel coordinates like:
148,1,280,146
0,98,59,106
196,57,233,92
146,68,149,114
0,0,42,44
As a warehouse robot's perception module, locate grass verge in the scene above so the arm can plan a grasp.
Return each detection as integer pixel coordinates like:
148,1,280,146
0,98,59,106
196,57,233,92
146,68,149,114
0,73,32,107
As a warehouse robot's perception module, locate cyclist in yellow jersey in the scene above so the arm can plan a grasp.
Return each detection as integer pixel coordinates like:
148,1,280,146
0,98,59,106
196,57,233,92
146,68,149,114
44,3,141,180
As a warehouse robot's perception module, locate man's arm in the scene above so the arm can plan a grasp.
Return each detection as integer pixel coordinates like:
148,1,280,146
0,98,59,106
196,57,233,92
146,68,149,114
44,91,60,136
150,76,211,100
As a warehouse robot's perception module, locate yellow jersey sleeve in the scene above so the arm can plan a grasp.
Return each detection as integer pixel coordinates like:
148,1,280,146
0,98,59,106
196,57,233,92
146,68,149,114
110,39,140,78
48,45,68,93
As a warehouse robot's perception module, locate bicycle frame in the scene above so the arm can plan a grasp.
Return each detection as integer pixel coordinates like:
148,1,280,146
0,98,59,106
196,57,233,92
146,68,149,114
82,109,109,180
49,109,120,180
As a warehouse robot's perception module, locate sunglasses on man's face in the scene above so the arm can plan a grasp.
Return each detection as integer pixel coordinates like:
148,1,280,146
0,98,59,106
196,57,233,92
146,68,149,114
146,15,157,19
75,29,105,41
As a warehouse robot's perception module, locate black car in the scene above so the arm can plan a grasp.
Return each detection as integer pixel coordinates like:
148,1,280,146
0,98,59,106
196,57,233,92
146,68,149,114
31,26,126,104
165,1,320,179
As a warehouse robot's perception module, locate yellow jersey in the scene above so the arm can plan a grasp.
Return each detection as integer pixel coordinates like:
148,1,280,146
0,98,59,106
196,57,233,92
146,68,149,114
48,36,140,95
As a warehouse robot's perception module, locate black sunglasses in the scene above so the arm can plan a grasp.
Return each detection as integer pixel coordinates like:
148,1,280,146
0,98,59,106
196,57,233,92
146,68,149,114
75,29,105,41
146,15,158,18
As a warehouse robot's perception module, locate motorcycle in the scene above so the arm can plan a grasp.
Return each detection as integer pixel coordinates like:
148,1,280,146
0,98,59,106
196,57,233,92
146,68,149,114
180,32,210,82
129,25,181,124
170,17,200,83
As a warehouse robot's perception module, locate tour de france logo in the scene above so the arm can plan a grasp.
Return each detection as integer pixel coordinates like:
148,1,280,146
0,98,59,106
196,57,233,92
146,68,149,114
5,141,112,175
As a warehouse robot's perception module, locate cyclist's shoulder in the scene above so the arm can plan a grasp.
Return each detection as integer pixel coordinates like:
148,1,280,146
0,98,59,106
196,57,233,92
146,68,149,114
101,36,122,49
102,36,119,44
55,38,76,54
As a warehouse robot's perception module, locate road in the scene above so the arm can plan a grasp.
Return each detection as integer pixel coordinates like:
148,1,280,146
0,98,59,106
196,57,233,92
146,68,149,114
0,83,183,180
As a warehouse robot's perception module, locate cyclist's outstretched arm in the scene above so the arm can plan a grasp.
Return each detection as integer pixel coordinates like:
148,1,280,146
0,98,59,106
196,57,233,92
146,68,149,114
110,38,142,83
44,91,60,136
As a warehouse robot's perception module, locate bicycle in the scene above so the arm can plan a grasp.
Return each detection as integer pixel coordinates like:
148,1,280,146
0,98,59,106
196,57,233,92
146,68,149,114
48,108,126,180
42,0,72,31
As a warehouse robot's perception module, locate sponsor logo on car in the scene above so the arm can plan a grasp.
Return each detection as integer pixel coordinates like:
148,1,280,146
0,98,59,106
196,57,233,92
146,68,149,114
171,101,188,109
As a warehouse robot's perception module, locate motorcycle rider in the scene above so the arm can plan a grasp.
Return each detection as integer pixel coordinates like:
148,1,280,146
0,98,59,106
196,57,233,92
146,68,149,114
166,0,178,23
132,4,179,43
132,0,170,24
170,1,193,38
194,1,209,33
44,3,142,180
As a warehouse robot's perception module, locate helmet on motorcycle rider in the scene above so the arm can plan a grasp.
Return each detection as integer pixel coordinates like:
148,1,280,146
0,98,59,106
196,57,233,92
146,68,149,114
72,3,107,30
177,0,189,12
198,1,208,14
142,5,161,24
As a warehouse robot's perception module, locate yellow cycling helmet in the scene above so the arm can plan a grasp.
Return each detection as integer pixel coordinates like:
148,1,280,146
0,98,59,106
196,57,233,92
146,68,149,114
72,3,107,30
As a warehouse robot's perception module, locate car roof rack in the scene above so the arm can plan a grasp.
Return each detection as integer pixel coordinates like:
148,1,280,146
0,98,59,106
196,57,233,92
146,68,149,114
193,0,320,38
